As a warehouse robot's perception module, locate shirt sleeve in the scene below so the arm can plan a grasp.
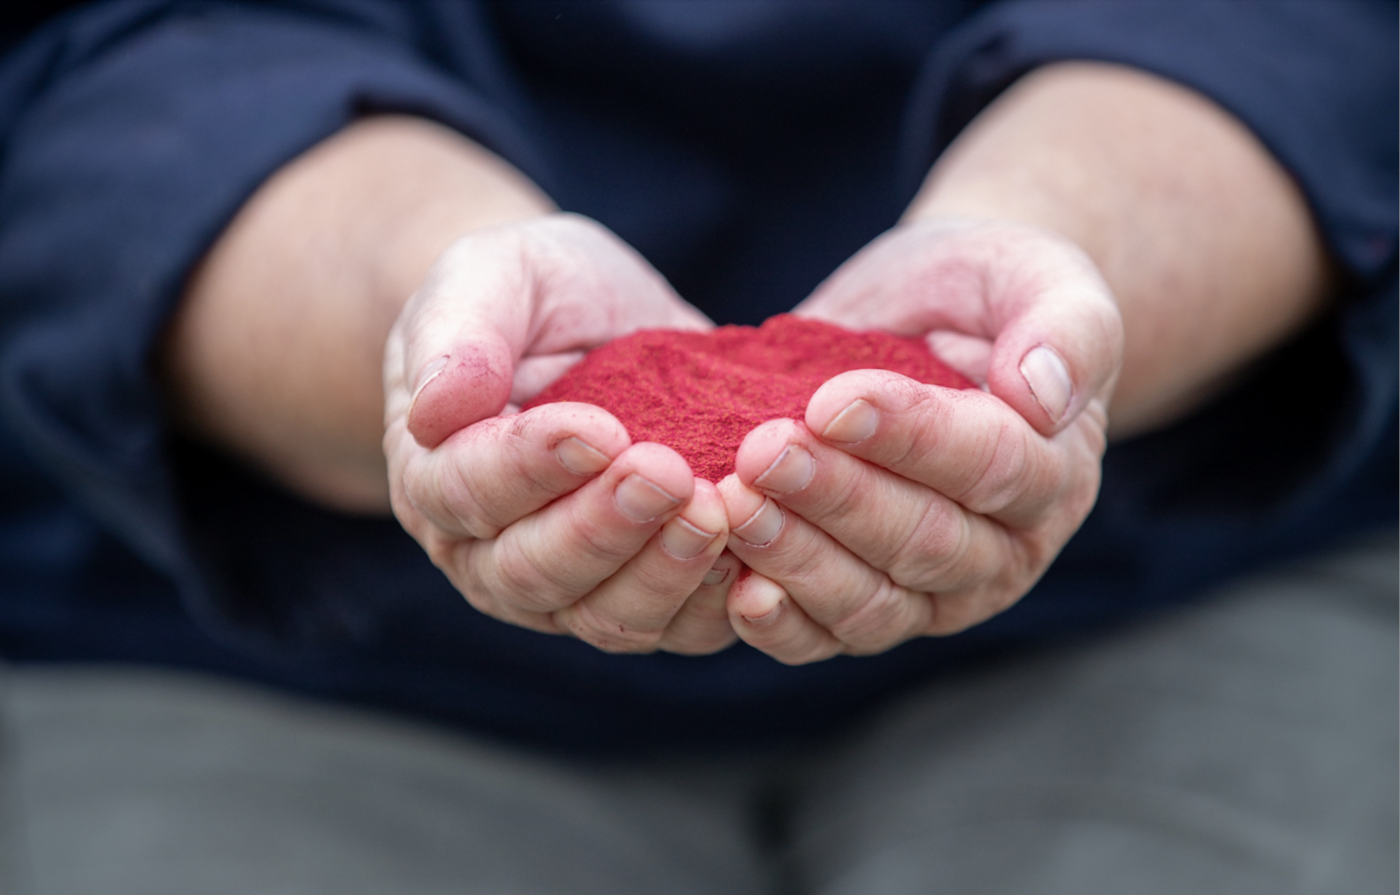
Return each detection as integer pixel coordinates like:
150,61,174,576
905,0,1397,284
902,0,1397,604
0,1,545,588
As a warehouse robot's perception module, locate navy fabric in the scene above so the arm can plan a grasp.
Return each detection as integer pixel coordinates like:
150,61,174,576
0,0,1394,753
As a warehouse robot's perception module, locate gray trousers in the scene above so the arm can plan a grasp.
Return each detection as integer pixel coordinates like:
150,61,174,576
2,532,1395,894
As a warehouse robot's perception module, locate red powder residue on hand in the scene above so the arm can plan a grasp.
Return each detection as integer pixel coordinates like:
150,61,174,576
522,314,975,482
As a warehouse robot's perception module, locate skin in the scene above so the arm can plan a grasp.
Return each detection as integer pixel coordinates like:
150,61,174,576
719,63,1330,663
383,216,737,654
161,62,1331,662
164,115,553,512
166,118,739,655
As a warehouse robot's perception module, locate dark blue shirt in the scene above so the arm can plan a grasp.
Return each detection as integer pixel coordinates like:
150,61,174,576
0,1,1395,752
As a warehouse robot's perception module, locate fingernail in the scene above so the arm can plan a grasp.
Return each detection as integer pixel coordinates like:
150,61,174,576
821,399,879,443
411,355,451,403
742,603,784,627
753,445,814,495
556,436,610,476
615,474,681,523
1020,345,1072,424
702,565,730,587
661,517,719,560
733,498,784,546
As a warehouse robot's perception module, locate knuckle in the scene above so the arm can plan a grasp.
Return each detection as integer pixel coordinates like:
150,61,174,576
807,466,931,576
443,461,507,539
490,536,577,610
1001,527,1056,586
806,468,868,533
924,593,982,636
405,451,499,540
447,541,518,619
1080,403,1110,455
628,559,696,600
964,419,1030,513
560,601,662,654
828,577,917,652
389,486,430,540
882,373,931,412
562,499,645,566
464,416,552,529
926,584,1018,636
505,413,557,494
886,501,972,591
768,526,834,586
886,393,938,468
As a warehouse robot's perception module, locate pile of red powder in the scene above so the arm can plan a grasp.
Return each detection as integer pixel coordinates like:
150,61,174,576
523,314,974,482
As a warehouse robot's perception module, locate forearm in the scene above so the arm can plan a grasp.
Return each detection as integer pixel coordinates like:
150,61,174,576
159,116,553,512
907,61,1333,438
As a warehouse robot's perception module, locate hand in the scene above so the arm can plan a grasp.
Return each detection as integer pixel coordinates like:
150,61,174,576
384,213,740,655
717,219,1122,664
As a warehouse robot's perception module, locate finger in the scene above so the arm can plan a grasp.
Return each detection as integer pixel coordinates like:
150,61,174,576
510,351,586,406
925,329,993,385
400,215,711,447
725,569,843,666
805,370,1098,527
794,220,1122,435
718,476,937,654
400,229,530,448
658,549,744,656
734,417,1015,594
401,402,630,540
458,442,695,615
553,480,729,653
979,230,1122,435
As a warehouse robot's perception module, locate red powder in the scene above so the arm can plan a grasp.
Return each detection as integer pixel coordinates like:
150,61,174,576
523,314,974,482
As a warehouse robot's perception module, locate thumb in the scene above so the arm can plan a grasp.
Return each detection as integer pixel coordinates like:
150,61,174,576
398,230,534,449
405,330,516,449
395,213,711,449
983,248,1123,436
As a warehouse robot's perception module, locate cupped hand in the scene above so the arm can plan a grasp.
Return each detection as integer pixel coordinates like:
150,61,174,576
383,213,740,655
718,219,1123,664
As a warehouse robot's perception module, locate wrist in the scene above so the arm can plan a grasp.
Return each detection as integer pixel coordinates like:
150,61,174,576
162,116,554,513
